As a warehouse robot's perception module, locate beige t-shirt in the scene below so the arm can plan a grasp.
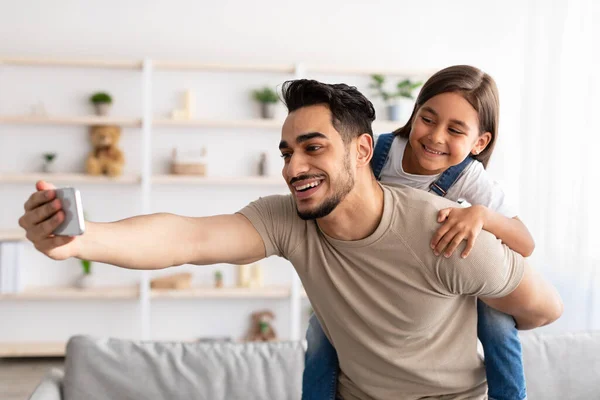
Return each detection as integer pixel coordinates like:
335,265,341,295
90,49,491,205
238,183,525,400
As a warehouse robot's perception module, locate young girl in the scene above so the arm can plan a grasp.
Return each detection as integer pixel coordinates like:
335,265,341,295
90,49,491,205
303,65,533,400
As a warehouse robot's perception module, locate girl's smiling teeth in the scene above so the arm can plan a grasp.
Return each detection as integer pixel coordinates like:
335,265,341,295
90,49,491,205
422,144,448,155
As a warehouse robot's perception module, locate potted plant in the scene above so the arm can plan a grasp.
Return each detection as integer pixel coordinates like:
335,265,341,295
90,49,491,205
42,152,57,173
214,270,223,288
252,87,279,119
90,92,113,116
370,75,422,121
74,259,93,289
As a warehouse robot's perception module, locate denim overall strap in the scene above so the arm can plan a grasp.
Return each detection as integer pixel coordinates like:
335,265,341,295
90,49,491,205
371,133,395,180
429,156,474,197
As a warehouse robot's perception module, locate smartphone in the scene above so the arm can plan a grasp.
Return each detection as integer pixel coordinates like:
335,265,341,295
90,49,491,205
52,187,86,236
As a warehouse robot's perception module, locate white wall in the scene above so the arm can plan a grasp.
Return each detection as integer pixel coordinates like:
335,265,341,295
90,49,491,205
0,0,531,342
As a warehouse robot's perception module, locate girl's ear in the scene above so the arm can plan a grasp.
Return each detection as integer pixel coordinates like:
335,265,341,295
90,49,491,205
356,133,373,168
471,132,492,155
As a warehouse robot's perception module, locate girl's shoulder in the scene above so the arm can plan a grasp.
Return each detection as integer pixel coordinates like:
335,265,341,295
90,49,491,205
454,158,496,192
451,159,516,216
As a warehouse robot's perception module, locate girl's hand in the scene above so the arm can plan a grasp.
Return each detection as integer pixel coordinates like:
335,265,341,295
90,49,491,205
431,205,488,259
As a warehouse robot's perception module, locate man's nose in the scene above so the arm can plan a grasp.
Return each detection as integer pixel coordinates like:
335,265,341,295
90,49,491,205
285,154,310,180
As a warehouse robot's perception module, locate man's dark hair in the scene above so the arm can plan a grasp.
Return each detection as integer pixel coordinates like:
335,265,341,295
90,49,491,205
281,79,376,143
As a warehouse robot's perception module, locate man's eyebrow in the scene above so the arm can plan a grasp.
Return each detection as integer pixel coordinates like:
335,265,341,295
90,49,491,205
421,106,469,129
279,132,328,150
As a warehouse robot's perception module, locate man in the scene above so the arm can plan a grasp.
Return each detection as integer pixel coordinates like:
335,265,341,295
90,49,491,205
19,79,563,399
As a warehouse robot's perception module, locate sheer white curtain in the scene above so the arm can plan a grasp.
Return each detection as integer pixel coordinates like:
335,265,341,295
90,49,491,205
517,0,600,332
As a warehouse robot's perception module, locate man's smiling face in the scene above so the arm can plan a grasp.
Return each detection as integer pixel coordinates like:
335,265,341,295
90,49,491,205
279,104,355,220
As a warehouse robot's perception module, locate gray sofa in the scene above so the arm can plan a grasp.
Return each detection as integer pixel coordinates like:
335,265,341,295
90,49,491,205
29,331,600,400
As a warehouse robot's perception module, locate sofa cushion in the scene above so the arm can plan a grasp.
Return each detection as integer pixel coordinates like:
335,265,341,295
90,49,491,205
62,336,304,400
521,330,600,400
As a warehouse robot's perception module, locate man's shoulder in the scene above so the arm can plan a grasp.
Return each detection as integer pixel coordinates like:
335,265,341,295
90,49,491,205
241,194,298,220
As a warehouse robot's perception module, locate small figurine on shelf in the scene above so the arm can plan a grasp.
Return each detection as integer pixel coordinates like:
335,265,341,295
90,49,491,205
42,152,57,173
86,125,125,177
249,263,263,288
257,152,268,176
90,92,113,116
170,89,195,120
214,270,223,288
245,310,277,342
237,264,251,287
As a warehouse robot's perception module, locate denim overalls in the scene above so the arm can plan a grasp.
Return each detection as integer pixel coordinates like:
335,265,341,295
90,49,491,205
302,133,527,400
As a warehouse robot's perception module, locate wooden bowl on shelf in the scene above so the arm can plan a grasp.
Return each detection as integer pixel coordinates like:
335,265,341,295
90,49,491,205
170,148,206,176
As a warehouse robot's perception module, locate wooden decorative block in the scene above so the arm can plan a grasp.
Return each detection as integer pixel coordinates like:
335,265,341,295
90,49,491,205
150,272,192,290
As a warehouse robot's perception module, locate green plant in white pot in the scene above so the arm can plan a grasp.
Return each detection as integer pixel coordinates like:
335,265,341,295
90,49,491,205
74,259,93,289
42,152,57,173
370,75,422,121
90,92,113,116
252,87,279,119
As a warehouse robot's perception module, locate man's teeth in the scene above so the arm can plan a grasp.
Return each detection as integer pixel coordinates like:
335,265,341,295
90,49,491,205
297,181,321,191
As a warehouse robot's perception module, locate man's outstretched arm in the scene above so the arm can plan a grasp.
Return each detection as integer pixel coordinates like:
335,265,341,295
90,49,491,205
481,262,563,330
18,181,266,270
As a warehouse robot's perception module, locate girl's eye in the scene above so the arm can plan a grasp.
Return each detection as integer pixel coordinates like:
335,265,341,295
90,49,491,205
421,116,433,124
449,128,463,135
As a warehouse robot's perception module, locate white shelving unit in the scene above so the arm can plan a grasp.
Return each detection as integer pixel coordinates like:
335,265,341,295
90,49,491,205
0,285,291,301
0,286,140,300
0,173,141,185
0,56,428,357
0,115,141,127
153,117,284,129
151,175,285,186
151,286,290,299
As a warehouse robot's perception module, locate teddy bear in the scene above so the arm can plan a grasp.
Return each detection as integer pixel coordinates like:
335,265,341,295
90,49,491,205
86,125,125,177
245,310,277,342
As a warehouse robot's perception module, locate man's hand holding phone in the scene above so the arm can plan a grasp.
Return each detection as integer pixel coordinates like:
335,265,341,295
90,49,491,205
18,181,83,261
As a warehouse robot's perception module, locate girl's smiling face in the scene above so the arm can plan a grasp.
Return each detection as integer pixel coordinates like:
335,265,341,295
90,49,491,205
403,92,492,175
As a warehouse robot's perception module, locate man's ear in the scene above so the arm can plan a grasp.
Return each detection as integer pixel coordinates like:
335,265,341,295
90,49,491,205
356,133,373,168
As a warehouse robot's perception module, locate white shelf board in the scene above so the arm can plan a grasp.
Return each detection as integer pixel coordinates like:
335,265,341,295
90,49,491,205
152,175,285,186
154,118,402,132
153,61,295,73
0,115,141,127
151,286,291,299
0,341,66,358
306,65,434,77
153,118,283,129
0,57,142,70
0,173,141,185
0,229,26,241
0,286,139,300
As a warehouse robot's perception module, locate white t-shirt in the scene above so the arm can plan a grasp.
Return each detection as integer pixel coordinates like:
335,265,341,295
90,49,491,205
378,135,516,218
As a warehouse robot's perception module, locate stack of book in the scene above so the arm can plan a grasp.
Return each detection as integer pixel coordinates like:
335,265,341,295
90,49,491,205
0,240,24,293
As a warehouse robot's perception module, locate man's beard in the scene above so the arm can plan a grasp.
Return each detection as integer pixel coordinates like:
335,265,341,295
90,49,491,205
296,153,354,220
